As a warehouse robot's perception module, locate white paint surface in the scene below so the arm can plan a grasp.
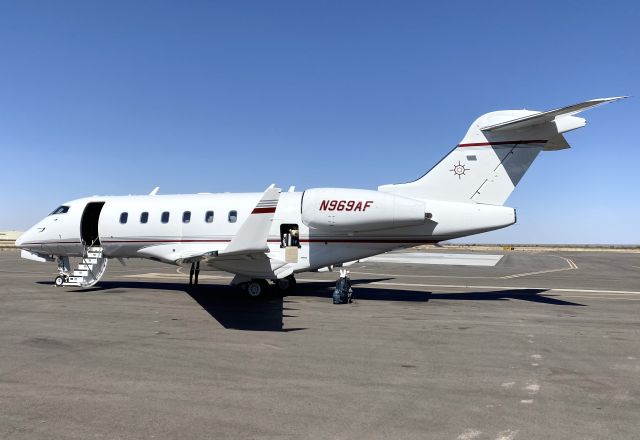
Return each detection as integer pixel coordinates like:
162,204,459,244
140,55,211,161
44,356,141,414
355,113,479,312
457,429,482,440
496,429,519,440
362,252,503,267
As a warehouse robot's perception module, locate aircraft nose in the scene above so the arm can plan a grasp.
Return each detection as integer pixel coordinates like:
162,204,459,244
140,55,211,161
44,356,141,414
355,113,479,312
15,231,27,248
15,229,35,249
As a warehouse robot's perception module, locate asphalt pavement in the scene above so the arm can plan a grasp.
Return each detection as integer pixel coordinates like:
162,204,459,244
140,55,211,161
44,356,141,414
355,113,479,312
1,249,639,439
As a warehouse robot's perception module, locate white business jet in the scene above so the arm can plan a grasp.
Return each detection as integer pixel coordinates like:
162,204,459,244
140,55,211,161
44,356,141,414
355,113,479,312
16,97,624,297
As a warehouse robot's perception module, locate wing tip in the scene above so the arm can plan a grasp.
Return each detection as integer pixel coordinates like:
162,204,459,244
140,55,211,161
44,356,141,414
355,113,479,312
589,95,628,103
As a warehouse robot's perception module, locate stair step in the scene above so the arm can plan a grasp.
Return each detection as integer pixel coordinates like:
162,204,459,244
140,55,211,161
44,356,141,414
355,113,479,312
65,277,83,285
83,258,98,264
78,264,93,270
73,270,88,277
86,252,102,258
87,246,103,252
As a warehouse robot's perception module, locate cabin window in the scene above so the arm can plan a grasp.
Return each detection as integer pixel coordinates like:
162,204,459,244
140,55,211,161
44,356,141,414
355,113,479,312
49,206,70,215
119,212,128,224
228,210,237,223
140,212,149,224
205,211,214,223
182,211,191,223
161,211,170,223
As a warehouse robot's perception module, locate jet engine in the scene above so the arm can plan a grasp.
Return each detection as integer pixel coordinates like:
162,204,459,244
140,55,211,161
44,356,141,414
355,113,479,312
301,188,427,232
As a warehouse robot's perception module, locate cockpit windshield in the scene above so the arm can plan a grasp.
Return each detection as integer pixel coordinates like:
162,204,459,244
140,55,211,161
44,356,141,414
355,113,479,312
49,206,70,215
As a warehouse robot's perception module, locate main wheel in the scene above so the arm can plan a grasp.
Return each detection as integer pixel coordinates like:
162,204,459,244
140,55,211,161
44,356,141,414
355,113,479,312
275,276,296,294
246,279,269,298
54,275,64,287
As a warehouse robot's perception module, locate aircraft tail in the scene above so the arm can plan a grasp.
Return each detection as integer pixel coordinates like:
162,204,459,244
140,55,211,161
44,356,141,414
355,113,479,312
379,97,625,205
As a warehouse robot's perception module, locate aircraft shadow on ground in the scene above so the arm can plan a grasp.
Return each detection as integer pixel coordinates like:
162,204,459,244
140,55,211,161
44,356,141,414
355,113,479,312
292,282,584,306
37,277,585,331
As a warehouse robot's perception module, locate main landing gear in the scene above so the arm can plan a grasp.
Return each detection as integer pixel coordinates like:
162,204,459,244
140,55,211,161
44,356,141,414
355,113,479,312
245,279,270,298
235,275,297,299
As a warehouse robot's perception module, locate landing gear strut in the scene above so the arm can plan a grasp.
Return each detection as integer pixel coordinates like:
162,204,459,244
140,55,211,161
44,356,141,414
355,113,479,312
189,262,200,286
54,256,71,288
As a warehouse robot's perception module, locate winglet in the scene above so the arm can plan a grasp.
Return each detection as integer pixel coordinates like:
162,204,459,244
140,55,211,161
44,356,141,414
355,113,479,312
222,186,281,256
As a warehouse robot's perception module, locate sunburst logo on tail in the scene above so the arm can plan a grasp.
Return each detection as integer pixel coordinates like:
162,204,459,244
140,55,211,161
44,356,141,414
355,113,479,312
450,161,470,179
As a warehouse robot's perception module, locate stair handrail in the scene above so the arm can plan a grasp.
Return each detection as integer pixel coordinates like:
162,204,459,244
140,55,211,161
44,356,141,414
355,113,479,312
80,237,103,285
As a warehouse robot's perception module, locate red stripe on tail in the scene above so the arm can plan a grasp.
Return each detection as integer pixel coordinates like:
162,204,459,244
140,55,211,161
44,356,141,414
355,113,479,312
251,207,277,214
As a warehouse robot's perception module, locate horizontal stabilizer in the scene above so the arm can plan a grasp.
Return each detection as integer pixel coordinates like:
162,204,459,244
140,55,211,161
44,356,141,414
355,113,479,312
481,96,627,132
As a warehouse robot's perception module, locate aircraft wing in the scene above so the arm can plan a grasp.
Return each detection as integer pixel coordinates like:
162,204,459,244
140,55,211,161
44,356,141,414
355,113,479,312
219,185,280,256
139,185,283,271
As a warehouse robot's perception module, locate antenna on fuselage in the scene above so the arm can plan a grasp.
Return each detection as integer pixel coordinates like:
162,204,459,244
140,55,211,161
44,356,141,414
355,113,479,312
149,187,160,196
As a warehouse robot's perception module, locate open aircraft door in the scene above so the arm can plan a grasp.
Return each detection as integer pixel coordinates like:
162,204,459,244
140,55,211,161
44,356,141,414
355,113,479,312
279,223,300,263
80,201,105,247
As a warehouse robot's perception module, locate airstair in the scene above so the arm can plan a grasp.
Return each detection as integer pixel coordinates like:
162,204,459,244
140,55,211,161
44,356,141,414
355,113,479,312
56,244,108,288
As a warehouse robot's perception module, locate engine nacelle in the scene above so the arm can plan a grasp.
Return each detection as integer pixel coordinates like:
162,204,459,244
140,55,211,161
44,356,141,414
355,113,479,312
301,188,426,231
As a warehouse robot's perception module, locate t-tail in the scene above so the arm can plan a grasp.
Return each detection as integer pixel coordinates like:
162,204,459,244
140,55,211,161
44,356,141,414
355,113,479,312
379,97,626,205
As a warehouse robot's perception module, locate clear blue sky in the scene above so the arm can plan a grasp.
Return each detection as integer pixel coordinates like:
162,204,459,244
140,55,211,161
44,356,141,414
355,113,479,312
1,1,638,243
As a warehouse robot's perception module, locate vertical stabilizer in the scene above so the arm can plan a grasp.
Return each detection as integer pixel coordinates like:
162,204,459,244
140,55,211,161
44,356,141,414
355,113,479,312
379,97,625,205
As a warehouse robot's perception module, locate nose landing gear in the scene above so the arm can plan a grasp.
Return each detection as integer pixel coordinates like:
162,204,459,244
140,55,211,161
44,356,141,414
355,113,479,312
54,274,66,287
54,256,71,287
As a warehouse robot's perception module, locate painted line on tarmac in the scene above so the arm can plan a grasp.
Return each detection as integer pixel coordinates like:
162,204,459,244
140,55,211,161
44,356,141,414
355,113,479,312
353,256,579,281
120,272,640,297
556,295,640,301
123,272,233,280
362,252,503,267
500,256,578,279
349,270,498,280
365,281,640,296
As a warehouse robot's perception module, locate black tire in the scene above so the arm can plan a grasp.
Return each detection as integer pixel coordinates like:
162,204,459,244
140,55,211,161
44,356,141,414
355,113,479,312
54,275,64,287
246,279,269,298
275,276,296,295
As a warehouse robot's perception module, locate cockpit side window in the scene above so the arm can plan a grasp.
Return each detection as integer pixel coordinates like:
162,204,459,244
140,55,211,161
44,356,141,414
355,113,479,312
49,206,70,215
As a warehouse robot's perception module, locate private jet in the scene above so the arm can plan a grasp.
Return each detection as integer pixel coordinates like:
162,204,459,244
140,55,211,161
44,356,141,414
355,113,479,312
16,97,625,297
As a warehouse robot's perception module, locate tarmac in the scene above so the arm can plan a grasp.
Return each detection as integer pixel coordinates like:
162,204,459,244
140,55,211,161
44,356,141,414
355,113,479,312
1,248,639,439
